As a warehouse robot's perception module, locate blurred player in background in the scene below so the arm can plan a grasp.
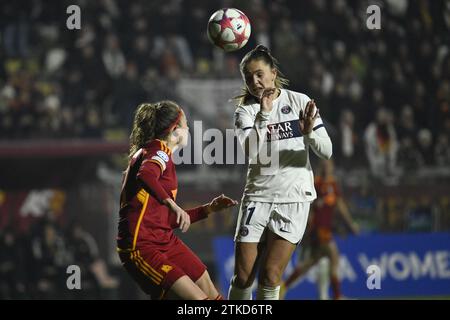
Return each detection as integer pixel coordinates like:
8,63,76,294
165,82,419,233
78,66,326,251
281,159,359,300
229,45,333,300
117,101,238,300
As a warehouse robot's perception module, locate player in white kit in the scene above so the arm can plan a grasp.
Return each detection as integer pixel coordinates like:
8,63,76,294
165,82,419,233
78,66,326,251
228,45,333,300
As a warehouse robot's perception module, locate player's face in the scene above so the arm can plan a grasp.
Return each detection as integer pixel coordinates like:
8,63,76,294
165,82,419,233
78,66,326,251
173,110,189,148
243,59,277,98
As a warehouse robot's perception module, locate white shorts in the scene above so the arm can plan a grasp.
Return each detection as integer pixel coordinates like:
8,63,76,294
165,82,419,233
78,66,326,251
234,199,311,244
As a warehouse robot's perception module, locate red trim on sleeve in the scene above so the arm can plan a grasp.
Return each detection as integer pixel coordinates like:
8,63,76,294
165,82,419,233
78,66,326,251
186,205,209,224
168,205,208,229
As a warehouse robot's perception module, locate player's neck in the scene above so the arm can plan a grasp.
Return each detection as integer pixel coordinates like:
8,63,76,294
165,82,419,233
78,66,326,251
164,139,177,153
254,88,281,103
275,88,281,99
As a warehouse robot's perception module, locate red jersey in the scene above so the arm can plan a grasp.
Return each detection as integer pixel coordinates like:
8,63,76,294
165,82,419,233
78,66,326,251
117,139,205,250
311,176,341,230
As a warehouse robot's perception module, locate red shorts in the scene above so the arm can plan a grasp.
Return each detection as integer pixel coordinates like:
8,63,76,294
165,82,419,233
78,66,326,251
118,237,206,299
312,227,333,246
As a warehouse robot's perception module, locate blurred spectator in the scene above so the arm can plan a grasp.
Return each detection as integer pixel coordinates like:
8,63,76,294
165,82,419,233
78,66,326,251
397,136,424,175
364,108,399,180
0,228,27,299
397,105,416,141
66,222,118,298
111,62,147,127
102,34,126,79
406,196,434,232
434,133,450,167
153,32,194,75
339,109,357,165
30,220,69,299
416,128,434,166
349,179,380,232
2,1,31,58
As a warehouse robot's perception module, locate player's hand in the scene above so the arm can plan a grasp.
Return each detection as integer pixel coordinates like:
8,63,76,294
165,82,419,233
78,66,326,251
299,99,320,135
206,194,239,214
174,205,191,233
165,199,191,232
260,88,277,113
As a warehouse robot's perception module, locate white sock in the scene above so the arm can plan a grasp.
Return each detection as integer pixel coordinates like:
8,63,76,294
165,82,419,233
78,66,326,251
256,285,280,300
228,276,253,300
317,257,330,300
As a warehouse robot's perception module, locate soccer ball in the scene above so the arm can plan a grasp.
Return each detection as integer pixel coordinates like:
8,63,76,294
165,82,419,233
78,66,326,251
207,8,251,52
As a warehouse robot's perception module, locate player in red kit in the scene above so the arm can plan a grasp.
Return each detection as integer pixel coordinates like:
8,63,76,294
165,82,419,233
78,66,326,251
117,101,238,300
280,160,359,300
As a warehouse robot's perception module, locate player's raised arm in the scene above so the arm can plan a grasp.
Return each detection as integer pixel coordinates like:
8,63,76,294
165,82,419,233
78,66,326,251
300,99,333,160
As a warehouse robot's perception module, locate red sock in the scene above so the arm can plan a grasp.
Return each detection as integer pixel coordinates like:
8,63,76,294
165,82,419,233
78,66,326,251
331,275,341,299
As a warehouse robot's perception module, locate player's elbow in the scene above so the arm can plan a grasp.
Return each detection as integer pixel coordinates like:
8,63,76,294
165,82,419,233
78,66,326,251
320,152,332,160
321,142,333,160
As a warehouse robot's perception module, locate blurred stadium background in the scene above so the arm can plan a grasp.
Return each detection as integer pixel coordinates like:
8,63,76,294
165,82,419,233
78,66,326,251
0,0,449,299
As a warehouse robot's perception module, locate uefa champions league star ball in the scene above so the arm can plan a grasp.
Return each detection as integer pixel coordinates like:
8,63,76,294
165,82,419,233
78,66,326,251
207,8,251,52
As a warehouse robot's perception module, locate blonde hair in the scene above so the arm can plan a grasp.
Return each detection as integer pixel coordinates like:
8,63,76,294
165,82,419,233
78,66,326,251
234,44,289,106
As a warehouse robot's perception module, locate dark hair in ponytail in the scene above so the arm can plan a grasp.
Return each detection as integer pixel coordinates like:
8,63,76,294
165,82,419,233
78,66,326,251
129,100,181,158
234,45,289,106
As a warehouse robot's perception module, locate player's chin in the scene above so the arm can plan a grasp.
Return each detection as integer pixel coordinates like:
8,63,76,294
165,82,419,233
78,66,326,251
178,140,188,148
250,88,262,98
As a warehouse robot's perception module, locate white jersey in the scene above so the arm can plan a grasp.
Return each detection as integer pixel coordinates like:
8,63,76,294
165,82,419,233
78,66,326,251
234,89,332,203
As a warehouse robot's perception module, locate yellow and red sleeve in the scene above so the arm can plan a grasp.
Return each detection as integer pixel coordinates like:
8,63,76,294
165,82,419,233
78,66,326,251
137,160,171,203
